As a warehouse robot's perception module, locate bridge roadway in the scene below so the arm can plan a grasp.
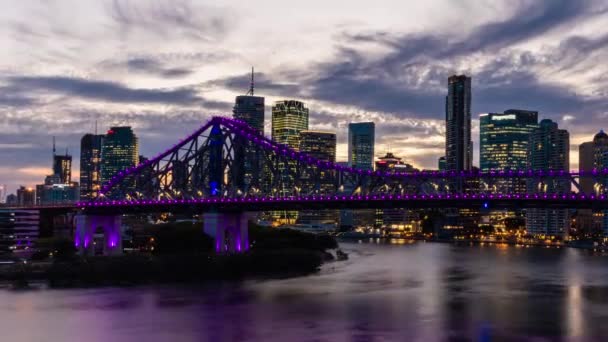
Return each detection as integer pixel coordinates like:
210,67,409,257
12,193,606,215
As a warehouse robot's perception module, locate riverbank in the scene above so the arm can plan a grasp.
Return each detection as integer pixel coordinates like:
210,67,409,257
0,223,340,289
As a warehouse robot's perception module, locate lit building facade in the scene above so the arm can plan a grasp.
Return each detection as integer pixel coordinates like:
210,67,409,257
348,122,375,170
298,131,337,225
526,119,570,237
16,186,35,206
80,134,104,200
271,100,309,149
101,127,139,186
53,154,72,184
480,109,538,197
270,100,308,224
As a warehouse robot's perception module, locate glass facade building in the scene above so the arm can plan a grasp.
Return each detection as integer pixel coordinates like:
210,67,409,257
53,154,72,184
298,131,337,225
101,127,139,186
272,100,309,149
234,95,265,134
526,119,570,237
80,134,104,200
479,109,538,193
445,75,472,173
348,122,375,170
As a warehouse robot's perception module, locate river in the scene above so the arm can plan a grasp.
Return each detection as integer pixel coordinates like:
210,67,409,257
2,241,608,341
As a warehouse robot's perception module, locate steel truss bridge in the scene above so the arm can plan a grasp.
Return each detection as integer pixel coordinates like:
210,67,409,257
93,116,605,204
12,116,608,255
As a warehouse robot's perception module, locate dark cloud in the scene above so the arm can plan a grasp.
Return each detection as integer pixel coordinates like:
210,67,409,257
126,57,193,78
108,0,231,41
206,71,301,98
6,75,205,105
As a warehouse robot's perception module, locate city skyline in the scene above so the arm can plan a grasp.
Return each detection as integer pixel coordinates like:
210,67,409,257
2,1,608,192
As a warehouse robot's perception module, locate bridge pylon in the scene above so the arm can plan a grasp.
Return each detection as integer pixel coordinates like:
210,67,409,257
203,211,251,253
74,214,123,256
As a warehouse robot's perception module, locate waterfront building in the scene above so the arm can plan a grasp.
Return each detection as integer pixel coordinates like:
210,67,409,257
101,127,139,186
298,131,337,225
578,130,608,237
479,110,538,234
348,122,375,170
271,100,309,224
80,134,104,200
526,119,570,237
374,153,420,231
0,209,39,253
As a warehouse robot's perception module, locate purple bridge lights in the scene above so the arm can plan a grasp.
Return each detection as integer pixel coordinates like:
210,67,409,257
69,116,608,255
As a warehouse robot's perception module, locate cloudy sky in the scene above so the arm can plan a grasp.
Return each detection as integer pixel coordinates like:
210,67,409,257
1,0,608,194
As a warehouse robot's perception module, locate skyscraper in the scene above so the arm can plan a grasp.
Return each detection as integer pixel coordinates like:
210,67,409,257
479,109,538,193
298,131,337,225
270,100,308,224
299,131,336,193
272,100,309,149
53,154,72,184
348,122,375,170
80,134,104,200
233,70,265,191
445,75,472,173
526,119,570,237
101,127,139,185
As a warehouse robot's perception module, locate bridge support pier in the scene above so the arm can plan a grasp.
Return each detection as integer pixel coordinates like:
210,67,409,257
203,212,251,253
74,214,123,256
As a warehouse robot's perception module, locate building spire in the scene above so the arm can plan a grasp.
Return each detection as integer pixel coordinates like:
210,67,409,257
247,66,255,96
52,136,56,156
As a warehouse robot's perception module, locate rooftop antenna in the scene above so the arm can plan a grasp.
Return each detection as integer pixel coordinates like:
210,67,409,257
95,120,98,135
52,136,56,156
247,66,255,96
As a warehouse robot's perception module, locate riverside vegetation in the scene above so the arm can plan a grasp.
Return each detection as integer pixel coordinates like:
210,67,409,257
0,222,339,288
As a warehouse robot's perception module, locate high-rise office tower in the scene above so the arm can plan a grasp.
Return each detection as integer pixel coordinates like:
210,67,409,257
347,122,376,228
53,154,72,184
578,130,608,237
526,119,570,237
101,127,139,185
233,69,265,191
348,122,375,170
445,75,472,173
299,131,336,193
298,131,337,225
80,134,104,200
480,109,538,192
270,100,308,224
233,69,265,134
272,100,309,149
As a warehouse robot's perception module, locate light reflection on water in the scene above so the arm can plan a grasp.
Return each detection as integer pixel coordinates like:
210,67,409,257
2,242,608,341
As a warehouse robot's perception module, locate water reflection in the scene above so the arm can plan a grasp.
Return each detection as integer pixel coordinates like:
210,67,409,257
2,243,608,341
